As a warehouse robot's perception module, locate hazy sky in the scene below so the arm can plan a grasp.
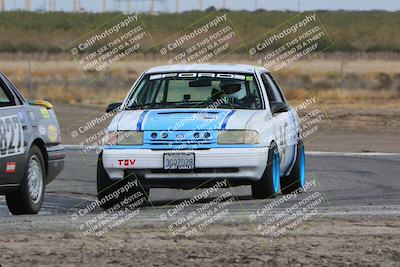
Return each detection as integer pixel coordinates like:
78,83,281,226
3,0,399,12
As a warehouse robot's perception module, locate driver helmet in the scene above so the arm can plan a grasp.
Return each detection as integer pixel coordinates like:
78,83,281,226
219,79,246,100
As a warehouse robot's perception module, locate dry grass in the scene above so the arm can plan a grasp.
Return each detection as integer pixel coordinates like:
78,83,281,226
285,88,399,101
0,59,166,80
2,57,399,81
288,59,400,75
1,55,399,105
19,87,127,105
314,88,399,101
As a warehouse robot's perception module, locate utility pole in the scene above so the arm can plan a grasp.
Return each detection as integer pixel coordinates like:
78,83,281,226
127,0,131,13
27,54,33,98
199,0,202,10
297,0,301,12
73,0,81,12
150,0,155,14
0,0,4,12
175,0,179,13
50,0,56,12
222,0,226,9
102,0,106,12
25,0,31,11
255,0,258,10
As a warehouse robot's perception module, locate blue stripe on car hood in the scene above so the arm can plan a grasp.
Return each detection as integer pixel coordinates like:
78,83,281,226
136,110,149,131
141,109,232,131
221,110,236,130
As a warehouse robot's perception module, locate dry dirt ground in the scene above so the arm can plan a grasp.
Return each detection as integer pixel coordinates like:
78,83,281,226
0,216,399,266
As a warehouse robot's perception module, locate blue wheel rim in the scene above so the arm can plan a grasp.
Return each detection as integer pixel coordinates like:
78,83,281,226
273,152,280,193
299,145,305,187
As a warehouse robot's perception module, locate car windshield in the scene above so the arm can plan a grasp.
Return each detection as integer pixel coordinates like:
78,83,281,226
125,73,263,110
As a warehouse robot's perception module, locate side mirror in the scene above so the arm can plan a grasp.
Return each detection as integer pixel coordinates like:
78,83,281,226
270,101,289,114
106,102,122,113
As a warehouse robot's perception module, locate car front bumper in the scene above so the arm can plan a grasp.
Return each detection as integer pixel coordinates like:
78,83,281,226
102,147,268,183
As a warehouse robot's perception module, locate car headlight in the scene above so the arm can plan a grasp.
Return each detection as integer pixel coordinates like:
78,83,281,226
218,130,260,144
103,131,143,145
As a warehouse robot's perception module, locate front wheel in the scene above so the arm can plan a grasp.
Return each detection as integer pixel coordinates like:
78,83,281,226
6,145,45,215
280,139,306,194
252,143,280,199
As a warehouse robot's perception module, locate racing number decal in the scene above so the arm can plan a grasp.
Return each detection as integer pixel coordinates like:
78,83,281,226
0,115,24,158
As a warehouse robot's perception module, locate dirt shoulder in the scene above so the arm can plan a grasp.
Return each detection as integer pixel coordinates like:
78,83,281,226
0,216,399,266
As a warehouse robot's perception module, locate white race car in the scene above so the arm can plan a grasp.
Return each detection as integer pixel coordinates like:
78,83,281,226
97,64,305,209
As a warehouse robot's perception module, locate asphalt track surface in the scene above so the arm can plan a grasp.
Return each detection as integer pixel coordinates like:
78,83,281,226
0,150,400,222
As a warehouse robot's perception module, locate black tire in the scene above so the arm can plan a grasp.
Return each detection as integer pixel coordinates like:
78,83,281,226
6,145,45,215
280,139,306,194
252,143,280,199
97,153,149,210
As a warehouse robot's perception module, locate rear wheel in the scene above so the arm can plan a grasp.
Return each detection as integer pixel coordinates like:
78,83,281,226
280,139,305,194
252,143,280,199
97,153,149,210
6,145,45,215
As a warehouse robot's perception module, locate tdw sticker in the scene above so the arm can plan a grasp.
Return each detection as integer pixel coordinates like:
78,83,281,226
6,162,16,173
0,115,24,158
117,159,136,167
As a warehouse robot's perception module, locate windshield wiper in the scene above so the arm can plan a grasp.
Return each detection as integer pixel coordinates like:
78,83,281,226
213,102,247,109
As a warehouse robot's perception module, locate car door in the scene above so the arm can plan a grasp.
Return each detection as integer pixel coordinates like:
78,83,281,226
0,74,26,185
260,72,293,174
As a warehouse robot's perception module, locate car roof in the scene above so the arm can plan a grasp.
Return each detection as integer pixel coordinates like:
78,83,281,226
145,63,268,74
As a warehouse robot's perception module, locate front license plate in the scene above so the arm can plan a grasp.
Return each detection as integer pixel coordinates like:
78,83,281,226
163,153,195,170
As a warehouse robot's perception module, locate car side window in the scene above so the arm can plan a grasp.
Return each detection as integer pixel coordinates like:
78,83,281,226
0,78,16,107
2,75,24,105
260,73,275,103
261,73,284,103
266,73,286,103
